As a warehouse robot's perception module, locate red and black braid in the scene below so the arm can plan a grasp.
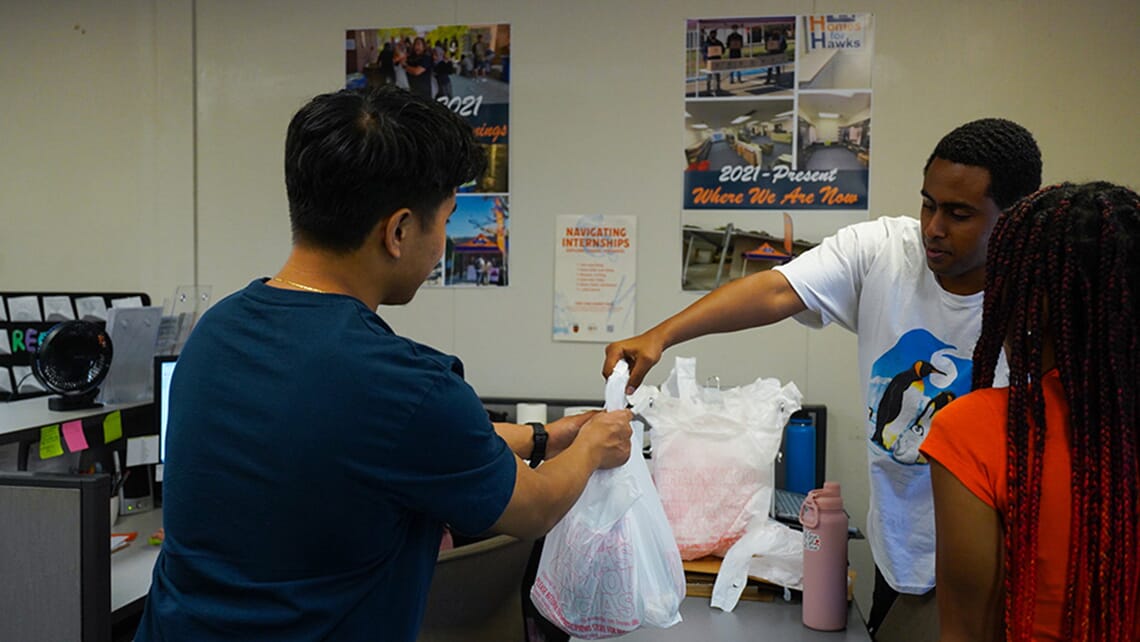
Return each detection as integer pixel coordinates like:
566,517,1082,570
972,182,1140,641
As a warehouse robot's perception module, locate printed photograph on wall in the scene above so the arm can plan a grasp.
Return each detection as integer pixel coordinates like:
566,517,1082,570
423,195,509,288
796,92,871,172
346,23,511,287
685,17,796,98
681,14,874,291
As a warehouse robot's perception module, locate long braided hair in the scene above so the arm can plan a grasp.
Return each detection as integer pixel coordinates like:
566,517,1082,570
972,182,1140,640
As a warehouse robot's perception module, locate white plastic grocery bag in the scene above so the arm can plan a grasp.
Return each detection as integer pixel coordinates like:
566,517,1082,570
530,361,685,639
638,357,802,560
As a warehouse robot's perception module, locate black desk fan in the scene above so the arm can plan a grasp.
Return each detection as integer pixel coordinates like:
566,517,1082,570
31,320,114,411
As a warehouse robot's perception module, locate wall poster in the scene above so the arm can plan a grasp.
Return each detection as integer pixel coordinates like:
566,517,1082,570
683,15,874,291
346,23,511,287
553,215,636,343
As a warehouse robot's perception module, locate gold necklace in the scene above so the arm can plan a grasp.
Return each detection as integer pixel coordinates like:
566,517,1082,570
271,276,327,294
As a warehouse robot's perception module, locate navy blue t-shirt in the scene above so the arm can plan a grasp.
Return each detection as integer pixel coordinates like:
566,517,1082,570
136,280,517,641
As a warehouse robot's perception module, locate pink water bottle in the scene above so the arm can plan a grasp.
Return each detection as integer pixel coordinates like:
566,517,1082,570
799,481,848,631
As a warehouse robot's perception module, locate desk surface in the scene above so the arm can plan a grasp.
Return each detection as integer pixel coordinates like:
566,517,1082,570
571,596,870,641
0,397,149,440
105,510,871,641
111,508,163,617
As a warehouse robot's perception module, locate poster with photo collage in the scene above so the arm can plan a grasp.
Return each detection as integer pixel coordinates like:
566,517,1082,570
683,15,874,291
346,23,511,287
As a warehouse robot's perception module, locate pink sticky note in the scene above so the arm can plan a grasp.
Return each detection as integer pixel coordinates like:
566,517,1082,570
62,420,89,452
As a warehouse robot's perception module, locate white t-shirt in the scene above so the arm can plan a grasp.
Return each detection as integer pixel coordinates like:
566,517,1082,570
775,215,999,593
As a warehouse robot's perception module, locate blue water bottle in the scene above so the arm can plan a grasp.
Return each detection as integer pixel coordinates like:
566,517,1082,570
785,415,816,494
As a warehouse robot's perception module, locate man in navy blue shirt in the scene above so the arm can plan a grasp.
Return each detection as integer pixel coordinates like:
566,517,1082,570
136,86,633,641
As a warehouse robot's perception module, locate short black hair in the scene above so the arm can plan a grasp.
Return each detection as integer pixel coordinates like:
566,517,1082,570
284,85,486,252
924,118,1042,210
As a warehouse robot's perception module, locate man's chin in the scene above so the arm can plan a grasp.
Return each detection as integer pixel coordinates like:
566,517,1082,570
924,255,953,275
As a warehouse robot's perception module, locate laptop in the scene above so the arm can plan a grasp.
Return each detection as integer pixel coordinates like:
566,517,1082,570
770,487,864,539
770,488,809,526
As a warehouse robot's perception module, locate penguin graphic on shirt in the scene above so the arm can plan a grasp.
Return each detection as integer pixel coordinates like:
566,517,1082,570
866,329,973,465
892,391,957,464
869,360,945,449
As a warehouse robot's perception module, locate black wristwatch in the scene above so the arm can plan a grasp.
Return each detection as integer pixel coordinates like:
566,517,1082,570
527,422,547,468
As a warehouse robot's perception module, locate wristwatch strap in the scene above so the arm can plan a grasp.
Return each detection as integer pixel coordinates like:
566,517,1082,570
527,422,547,468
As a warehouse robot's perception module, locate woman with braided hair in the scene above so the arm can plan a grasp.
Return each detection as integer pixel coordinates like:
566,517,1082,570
921,182,1140,641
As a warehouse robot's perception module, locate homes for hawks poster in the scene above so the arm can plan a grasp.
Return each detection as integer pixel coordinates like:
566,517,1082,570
683,15,874,291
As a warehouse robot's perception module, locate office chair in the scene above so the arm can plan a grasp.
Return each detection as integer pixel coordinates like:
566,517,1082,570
417,534,533,642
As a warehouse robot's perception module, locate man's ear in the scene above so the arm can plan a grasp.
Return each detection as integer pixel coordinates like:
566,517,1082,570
379,208,414,259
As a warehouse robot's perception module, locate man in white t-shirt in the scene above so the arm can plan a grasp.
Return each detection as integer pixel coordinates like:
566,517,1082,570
603,118,1042,637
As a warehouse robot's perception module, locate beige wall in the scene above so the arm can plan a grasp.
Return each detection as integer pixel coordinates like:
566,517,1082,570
2,0,1138,611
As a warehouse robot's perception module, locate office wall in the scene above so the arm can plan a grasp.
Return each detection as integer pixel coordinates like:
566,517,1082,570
3,0,1138,612
0,1,195,305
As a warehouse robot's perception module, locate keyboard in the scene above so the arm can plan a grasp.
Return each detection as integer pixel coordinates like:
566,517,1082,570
770,488,808,523
770,488,865,539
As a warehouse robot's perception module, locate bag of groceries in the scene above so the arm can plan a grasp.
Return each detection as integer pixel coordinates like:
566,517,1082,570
530,361,685,639
638,357,801,560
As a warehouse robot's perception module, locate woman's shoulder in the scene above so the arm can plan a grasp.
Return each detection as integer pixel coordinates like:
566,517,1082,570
938,387,1009,423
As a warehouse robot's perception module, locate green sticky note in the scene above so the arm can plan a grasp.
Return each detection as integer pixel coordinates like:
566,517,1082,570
39,425,64,459
103,411,123,443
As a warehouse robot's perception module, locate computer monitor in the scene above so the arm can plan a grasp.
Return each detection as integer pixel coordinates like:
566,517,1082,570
153,355,178,463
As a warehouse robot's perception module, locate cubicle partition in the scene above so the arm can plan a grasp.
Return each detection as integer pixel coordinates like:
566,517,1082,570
0,472,111,642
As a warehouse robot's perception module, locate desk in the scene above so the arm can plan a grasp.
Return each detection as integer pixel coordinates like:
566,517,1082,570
0,397,150,443
571,596,870,641
111,508,163,621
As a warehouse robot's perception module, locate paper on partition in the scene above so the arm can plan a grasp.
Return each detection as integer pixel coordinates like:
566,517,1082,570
0,330,9,355
0,298,6,321
110,296,145,308
75,296,109,321
126,435,160,467
39,425,64,459
42,296,76,321
7,296,42,321
98,306,163,404
103,410,124,443
12,365,45,393
0,367,11,394
61,420,89,452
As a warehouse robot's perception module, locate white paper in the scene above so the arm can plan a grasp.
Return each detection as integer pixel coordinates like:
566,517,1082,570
98,306,163,403
552,214,637,343
42,296,76,321
126,435,160,467
0,367,11,394
155,463,164,483
7,296,42,321
0,298,7,321
0,330,9,356
111,534,132,552
111,296,145,309
75,296,109,321
12,365,44,393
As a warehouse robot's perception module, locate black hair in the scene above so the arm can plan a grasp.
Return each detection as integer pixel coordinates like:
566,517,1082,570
924,118,1042,210
284,85,486,252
